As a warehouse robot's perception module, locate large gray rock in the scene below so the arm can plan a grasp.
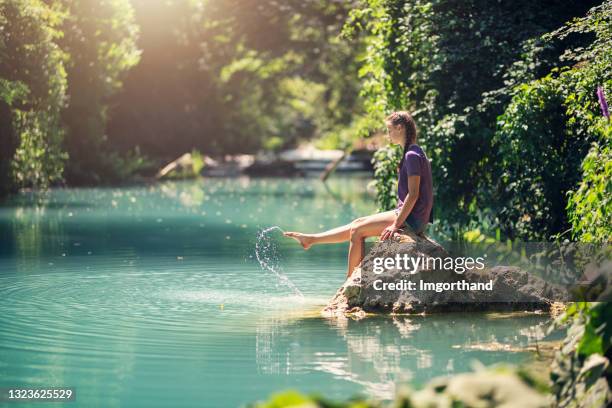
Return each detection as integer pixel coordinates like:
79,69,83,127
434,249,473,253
323,229,569,317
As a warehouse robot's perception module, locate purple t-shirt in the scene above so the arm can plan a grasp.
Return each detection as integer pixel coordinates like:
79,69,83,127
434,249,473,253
397,144,433,224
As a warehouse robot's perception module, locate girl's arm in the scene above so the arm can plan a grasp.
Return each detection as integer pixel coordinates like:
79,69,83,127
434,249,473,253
380,175,420,240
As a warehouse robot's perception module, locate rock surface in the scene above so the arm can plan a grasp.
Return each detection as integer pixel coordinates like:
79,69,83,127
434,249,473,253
323,229,569,317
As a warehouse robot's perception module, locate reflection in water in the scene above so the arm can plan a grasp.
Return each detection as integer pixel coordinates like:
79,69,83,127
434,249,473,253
255,313,556,401
9,205,65,273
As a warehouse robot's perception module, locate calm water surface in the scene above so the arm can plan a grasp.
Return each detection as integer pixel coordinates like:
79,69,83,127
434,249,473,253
0,177,555,407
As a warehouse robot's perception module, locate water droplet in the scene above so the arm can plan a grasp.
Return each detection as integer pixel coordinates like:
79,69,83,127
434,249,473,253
254,226,303,298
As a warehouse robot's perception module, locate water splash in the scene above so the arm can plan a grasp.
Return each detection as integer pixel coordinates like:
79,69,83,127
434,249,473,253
255,226,304,297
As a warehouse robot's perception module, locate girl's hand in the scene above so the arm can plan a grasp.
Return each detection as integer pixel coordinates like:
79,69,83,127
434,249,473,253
380,224,399,241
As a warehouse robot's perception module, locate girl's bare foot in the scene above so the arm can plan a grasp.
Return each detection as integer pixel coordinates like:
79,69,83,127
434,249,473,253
283,232,314,250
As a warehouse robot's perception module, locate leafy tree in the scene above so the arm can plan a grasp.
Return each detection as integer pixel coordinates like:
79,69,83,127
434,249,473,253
0,0,68,195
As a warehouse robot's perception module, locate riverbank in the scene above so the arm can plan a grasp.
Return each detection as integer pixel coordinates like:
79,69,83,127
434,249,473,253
152,147,375,179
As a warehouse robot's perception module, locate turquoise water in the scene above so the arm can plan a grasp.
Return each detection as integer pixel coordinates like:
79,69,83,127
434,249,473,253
0,177,555,407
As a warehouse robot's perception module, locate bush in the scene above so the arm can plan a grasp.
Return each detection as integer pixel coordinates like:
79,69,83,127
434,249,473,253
493,1,611,240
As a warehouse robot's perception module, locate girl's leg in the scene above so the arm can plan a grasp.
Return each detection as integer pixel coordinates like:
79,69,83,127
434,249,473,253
346,211,396,278
284,210,397,276
284,213,387,249
284,221,355,249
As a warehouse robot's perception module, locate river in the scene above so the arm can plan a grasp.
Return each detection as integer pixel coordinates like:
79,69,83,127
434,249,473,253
0,177,555,407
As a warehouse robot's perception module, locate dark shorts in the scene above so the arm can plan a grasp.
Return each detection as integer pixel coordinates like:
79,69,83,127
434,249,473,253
394,209,428,234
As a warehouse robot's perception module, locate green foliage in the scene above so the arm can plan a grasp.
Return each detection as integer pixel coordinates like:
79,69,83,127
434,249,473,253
0,0,69,193
566,119,611,243
0,0,367,194
550,302,612,407
252,390,314,408
11,109,68,189
249,389,368,408
190,149,204,176
342,0,393,136
348,0,605,239
559,1,612,244
492,73,583,239
225,0,365,153
370,144,401,211
0,79,29,105
347,0,595,220
263,136,285,152
493,2,611,240
105,146,157,181
0,0,144,194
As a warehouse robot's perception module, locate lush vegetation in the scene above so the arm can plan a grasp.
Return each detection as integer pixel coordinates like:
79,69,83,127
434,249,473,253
493,2,611,241
105,0,366,159
350,0,610,241
566,120,611,243
1,0,610,245
0,0,142,192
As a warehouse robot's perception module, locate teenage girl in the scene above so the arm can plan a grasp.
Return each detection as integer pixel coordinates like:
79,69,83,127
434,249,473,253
284,111,434,278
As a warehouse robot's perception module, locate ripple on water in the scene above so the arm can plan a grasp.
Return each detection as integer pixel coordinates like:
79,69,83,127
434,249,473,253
0,270,326,363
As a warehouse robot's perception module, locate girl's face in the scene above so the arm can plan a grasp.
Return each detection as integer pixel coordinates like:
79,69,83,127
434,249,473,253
385,122,405,145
